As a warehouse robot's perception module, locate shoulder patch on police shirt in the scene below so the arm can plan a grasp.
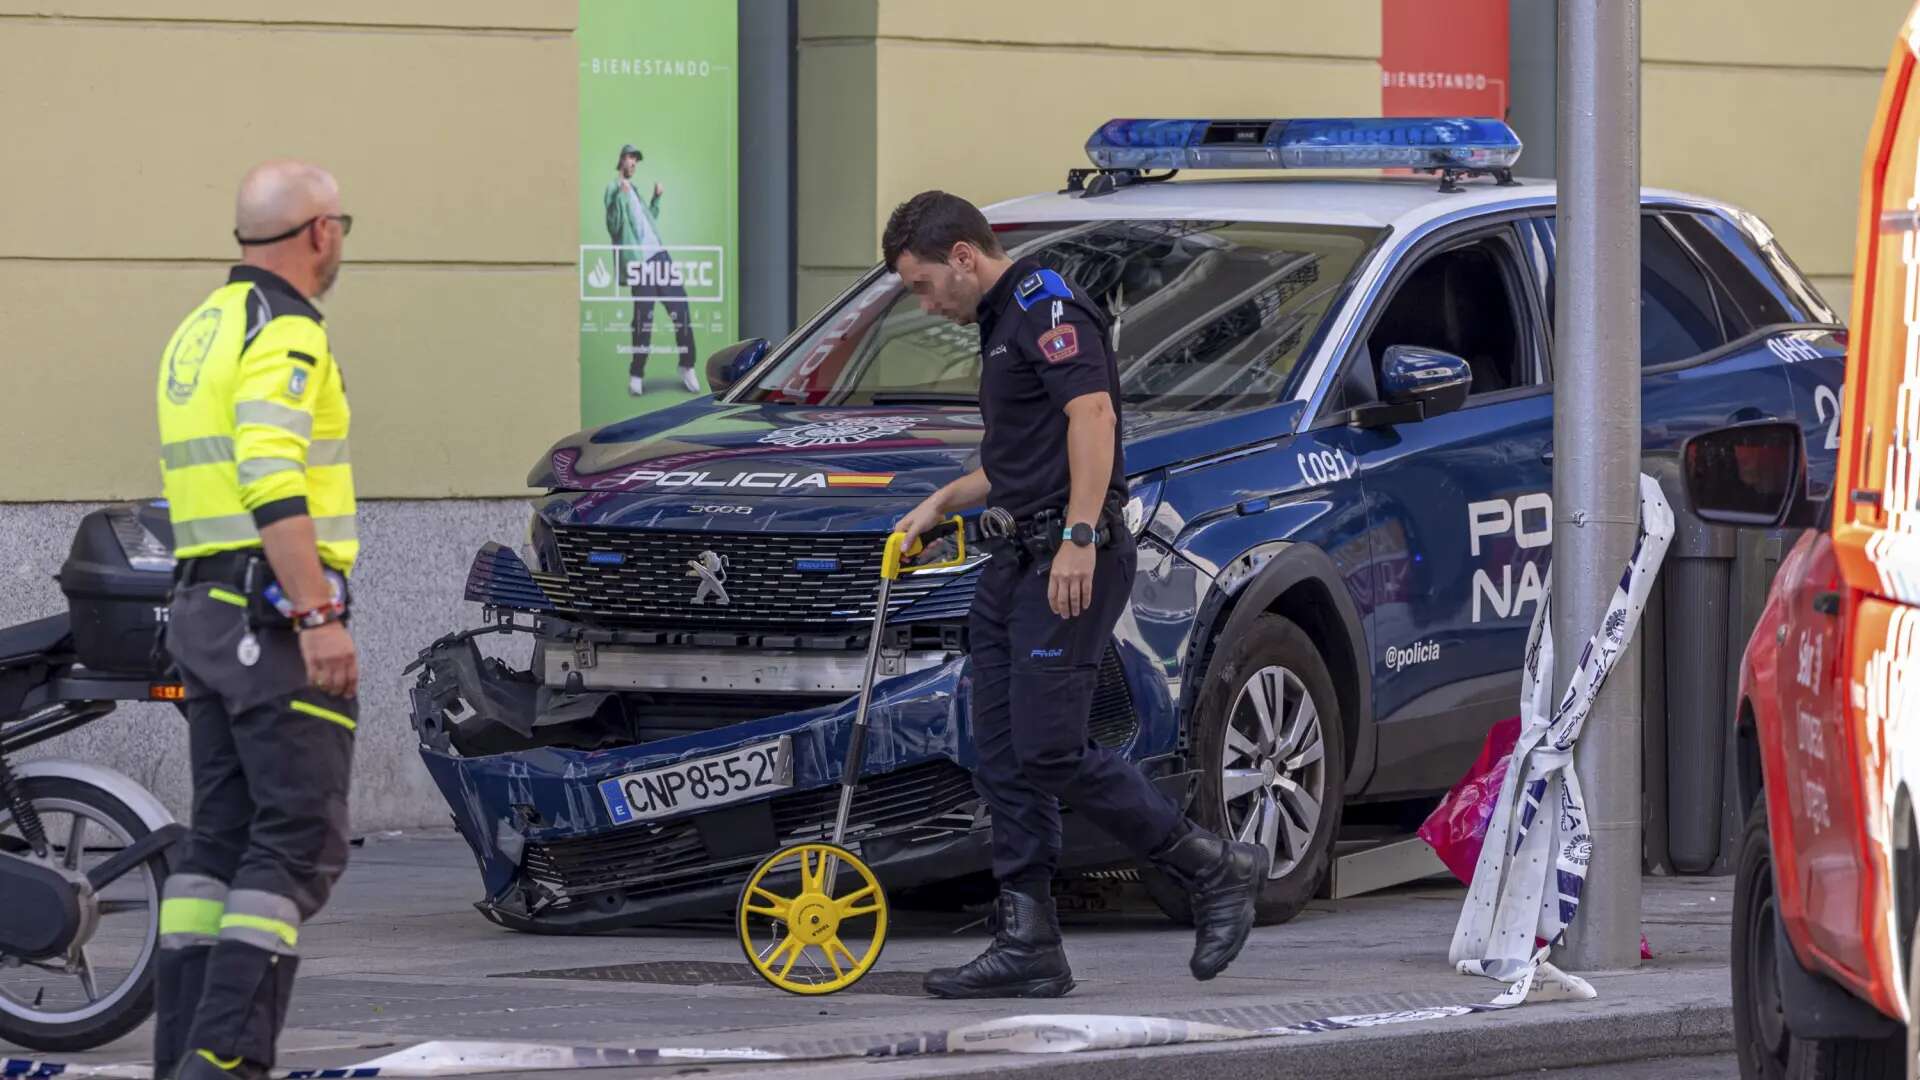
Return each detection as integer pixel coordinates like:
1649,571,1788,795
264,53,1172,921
1014,268,1073,311
1037,323,1080,363
286,367,309,400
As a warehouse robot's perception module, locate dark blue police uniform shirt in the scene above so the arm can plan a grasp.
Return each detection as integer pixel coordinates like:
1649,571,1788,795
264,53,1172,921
974,257,1127,520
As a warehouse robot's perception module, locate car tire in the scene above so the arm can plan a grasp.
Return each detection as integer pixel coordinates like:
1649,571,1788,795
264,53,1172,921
1142,613,1345,928
1733,798,1907,1080
1906,926,1918,1080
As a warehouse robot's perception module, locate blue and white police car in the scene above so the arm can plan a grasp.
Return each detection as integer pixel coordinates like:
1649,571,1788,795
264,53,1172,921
409,117,1845,931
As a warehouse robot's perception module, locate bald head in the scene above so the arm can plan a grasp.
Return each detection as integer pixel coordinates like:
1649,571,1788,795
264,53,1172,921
233,160,347,300
235,160,338,239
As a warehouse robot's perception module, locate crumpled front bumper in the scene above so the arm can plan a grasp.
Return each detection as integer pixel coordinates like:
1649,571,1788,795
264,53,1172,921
416,656,994,930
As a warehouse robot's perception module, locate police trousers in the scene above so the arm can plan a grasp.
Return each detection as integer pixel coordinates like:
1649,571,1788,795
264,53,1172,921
967,537,1183,888
154,577,356,1072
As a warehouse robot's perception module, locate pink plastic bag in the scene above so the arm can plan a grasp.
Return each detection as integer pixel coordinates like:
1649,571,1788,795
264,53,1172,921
1418,716,1521,885
1419,716,1654,960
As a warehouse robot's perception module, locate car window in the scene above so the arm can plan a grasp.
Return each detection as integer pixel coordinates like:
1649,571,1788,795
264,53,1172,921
1640,216,1726,365
1529,214,1783,367
739,220,1382,412
1348,233,1534,404
1666,211,1826,327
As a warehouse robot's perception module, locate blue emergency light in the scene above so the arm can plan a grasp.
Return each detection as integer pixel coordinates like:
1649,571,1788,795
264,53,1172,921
1084,117,1522,173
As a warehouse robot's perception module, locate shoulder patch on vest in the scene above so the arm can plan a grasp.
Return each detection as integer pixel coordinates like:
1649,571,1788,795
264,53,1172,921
1014,268,1073,311
1037,323,1080,363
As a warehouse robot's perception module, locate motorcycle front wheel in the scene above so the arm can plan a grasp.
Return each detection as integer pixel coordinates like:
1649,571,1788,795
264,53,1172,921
0,774,173,1052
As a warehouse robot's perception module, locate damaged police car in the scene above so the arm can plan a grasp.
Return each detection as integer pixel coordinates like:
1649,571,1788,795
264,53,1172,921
408,118,1845,932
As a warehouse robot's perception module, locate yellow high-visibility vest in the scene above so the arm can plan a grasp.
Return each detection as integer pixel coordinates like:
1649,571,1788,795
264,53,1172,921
156,266,356,575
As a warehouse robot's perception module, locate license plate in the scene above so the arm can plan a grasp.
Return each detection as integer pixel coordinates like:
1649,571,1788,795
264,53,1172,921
598,736,793,826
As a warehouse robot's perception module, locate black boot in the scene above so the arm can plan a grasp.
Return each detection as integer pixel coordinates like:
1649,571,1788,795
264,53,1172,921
1154,824,1269,980
153,943,213,1080
924,889,1075,999
174,1049,268,1080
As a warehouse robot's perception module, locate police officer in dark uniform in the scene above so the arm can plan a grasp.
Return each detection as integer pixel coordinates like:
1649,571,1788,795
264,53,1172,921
888,191,1267,998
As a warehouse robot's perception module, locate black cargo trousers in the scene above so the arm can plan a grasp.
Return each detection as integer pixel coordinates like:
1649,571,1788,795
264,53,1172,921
966,534,1183,893
154,555,355,1077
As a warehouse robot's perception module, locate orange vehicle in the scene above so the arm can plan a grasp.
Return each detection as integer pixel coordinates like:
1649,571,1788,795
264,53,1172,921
1686,6,1920,1077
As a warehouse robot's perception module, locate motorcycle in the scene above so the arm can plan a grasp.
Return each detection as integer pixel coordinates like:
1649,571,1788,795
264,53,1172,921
0,501,187,1051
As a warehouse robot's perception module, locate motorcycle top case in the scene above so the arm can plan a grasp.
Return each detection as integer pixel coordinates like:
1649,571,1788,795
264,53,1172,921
56,504,175,675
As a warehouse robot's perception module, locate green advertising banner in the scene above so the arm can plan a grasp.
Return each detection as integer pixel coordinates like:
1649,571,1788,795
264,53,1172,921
578,0,738,429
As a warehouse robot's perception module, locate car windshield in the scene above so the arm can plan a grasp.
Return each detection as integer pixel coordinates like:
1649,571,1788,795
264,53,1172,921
736,219,1382,412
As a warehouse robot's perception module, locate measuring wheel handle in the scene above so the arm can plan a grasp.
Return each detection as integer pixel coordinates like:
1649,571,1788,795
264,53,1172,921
884,514,967,580
736,842,889,995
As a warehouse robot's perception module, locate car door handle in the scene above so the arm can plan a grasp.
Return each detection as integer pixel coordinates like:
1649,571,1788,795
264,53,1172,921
1811,591,1841,616
1541,448,1554,464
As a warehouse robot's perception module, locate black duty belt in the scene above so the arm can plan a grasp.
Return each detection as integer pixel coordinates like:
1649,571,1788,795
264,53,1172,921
978,496,1125,561
174,549,263,587
175,550,352,627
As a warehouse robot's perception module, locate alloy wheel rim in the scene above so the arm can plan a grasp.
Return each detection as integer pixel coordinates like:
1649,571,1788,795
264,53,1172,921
0,797,159,1023
1218,664,1326,880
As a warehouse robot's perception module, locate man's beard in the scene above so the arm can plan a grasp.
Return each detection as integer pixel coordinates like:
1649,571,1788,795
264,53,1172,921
314,258,340,299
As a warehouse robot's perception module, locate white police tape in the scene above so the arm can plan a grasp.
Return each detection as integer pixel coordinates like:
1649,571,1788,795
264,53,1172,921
1450,473,1675,997
2,982,1601,1079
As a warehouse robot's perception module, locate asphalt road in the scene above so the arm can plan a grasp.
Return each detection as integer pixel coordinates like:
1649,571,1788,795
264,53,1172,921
1496,1054,1738,1078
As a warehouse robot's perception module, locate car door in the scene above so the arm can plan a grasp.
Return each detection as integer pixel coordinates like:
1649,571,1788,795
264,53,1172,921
1758,531,1872,973
1323,222,1555,797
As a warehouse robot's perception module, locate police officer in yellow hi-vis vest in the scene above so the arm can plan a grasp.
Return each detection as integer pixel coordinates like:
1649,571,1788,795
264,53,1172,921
153,160,358,1080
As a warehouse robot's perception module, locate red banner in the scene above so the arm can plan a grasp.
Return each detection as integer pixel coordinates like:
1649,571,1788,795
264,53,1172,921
1381,0,1510,119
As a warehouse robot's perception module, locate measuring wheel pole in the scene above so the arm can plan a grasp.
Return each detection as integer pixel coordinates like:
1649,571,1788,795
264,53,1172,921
1555,0,1643,971
827,559,898,894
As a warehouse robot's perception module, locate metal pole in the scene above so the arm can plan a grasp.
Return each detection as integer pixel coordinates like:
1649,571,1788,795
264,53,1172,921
1555,0,1642,970
1508,0,1558,178
737,0,796,343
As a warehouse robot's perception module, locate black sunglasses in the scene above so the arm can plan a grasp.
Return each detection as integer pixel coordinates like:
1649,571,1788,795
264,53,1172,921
234,213,354,246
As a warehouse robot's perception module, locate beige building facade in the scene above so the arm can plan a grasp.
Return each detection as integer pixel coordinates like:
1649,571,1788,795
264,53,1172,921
0,0,1901,505
0,1,580,504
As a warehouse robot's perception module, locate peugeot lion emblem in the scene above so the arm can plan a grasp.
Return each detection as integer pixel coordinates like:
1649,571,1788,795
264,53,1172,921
687,550,731,605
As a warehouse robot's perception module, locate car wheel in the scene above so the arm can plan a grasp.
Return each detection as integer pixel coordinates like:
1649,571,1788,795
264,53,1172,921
1143,614,1344,928
1906,927,1917,1080
1732,798,1907,1080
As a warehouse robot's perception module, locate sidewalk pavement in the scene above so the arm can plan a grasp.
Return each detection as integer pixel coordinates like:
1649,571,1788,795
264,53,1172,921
44,832,1736,1079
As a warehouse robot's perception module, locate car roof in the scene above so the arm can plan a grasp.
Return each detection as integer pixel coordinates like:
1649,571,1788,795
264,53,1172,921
983,175,1725,232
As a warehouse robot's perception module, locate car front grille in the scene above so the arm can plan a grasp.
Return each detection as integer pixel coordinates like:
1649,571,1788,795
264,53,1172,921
535,527,974,628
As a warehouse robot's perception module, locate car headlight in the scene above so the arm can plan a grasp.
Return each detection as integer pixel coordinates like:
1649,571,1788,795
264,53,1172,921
1124,473,1165,539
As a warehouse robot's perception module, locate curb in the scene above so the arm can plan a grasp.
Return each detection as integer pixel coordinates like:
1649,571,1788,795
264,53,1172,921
857,999,1734,1080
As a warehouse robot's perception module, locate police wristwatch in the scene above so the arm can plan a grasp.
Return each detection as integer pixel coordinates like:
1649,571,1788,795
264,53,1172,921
1062,522,1097,548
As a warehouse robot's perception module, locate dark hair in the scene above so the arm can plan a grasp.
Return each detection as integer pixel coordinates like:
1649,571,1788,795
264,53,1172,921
882,190,1003,271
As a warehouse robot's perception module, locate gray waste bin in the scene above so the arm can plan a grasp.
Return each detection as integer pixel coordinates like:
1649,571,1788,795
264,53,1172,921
1638,465,1782,876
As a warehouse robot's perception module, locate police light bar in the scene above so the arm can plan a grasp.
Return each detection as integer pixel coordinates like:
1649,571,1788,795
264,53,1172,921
1084,117,1522,173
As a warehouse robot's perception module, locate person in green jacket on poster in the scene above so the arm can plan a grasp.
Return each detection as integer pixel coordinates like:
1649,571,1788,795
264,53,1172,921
605,143,698,396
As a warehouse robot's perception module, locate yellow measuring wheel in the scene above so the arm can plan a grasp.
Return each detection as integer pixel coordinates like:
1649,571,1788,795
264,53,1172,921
737,842,886,994
737,517,968,994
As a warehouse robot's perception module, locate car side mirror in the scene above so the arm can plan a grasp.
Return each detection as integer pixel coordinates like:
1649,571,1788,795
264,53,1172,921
705,338,770,396
1342,345,1472,429
1680,421,1814,527
1381,346,1472,416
